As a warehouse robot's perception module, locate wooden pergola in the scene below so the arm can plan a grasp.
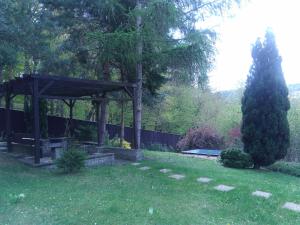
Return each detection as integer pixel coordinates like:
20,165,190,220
0,74,138,164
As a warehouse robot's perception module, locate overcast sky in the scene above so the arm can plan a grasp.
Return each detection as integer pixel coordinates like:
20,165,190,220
207,0,300,91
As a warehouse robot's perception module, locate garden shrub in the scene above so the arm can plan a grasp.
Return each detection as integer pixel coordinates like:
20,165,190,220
268,161,300,177
105,135,131,149
56,149,87,173
220,148,253,169
177,125,224,150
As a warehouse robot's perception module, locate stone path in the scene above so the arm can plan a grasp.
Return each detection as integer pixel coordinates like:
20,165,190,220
132,165,300,213
252,191,272,199
160,169,172,173
197,177,212,183
214,184,235,192
139,166,150,171
169,174,185,180
282,202,300,212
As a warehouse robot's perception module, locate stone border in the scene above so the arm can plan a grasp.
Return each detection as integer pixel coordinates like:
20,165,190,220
17,152,115,168
100,147,143,161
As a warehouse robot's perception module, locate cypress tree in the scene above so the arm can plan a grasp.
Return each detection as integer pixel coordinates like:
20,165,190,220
241,30,290,169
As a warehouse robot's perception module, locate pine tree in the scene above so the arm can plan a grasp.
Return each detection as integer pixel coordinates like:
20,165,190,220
241,30,290,168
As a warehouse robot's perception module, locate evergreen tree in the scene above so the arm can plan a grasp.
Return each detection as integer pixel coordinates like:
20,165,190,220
241,30,290,168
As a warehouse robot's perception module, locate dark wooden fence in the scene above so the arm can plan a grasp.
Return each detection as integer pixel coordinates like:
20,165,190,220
0,108,181,149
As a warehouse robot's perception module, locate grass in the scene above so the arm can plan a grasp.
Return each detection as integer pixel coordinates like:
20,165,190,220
268,161,300,177
0,151,300,225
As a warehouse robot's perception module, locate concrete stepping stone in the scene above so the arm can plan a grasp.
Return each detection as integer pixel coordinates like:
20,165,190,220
197,177,212,183
252,191,272,199
139,166,150,171
214,184,235,192
169,174,185,180
131,162,141,166
282,202,300,213
160,169,171,173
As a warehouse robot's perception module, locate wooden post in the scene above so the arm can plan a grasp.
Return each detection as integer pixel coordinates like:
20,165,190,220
69,100,75,137
5,91,12,151
32,79,40,164
98,97,107,146
120,99,125,148
96,101,101,146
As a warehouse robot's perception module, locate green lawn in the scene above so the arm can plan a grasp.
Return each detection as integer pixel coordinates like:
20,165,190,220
1,151,300,225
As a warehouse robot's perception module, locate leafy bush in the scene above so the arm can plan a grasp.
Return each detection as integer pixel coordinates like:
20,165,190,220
226,126,243,148
146,143,175,152
56,149,87,173
9,193,26,204
105,135,131,149
177,125,224,150
220,148,253,169
268,161,300,177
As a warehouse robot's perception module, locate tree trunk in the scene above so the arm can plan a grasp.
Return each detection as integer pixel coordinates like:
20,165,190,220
23,55,32,133
98,62,110,146
253,164,260,170
120,99,125,147
134,0,143,149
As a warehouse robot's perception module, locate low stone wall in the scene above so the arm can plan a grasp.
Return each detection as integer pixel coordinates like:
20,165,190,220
100,147,143,161
14,152,114,168
0,141,7,151
85,153,114,167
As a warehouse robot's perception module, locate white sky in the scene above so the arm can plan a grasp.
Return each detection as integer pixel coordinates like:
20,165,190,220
207,0,300,91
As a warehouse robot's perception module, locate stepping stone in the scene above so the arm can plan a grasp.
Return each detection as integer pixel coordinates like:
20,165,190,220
139,166,150,171
131,163,141,166
160,169,171,173
214,184,235,192
252,191,272,199
169,174,185,180
197,177,212,183
282,202,300,213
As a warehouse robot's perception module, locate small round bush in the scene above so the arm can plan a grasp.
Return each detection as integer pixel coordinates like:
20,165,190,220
220,148,253,169
56,149,87,173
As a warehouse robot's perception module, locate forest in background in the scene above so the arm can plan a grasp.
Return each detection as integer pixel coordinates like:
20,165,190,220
1,0,300,160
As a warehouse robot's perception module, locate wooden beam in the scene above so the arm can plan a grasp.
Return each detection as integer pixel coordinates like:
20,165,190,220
41,95,131,102
39,80,54,95
24,73,137,88
124,86,134,98
32,79,41,164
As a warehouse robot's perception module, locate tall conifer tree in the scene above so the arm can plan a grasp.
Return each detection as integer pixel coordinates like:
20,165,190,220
241,30,290,168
